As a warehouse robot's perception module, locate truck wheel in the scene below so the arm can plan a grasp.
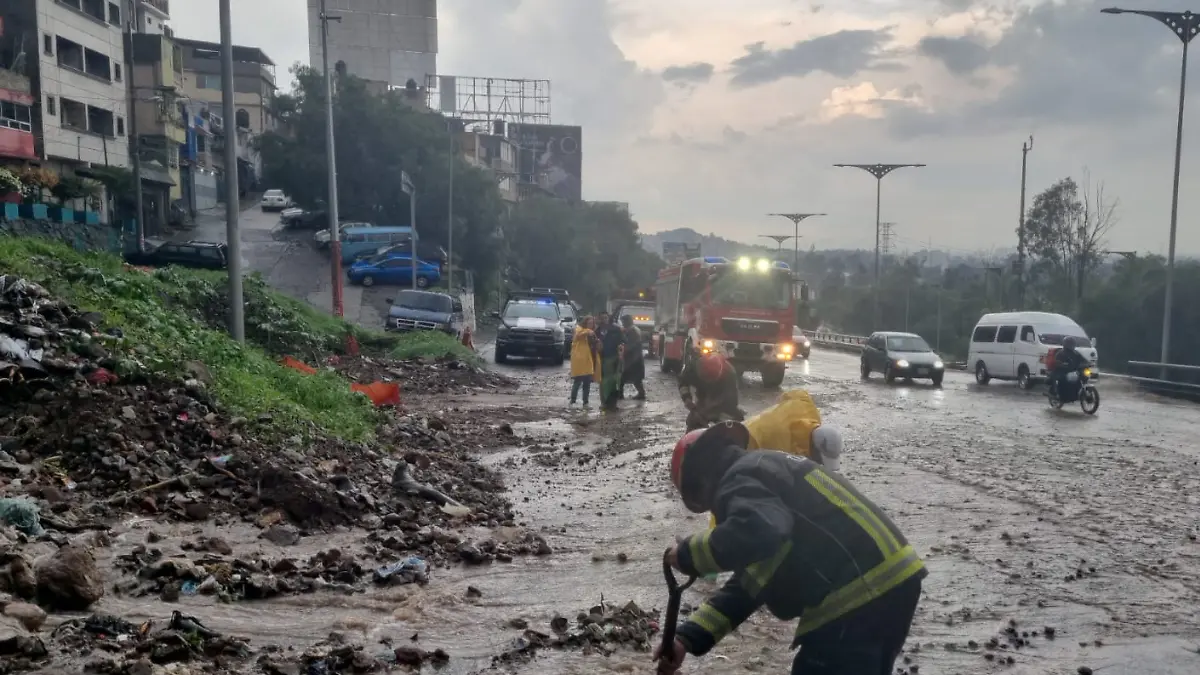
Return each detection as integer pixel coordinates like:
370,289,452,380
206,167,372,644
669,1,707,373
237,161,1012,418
761,364,786,389
494,348,508,365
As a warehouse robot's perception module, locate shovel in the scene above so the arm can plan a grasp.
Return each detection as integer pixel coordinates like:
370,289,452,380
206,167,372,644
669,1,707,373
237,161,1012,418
657,547,696,674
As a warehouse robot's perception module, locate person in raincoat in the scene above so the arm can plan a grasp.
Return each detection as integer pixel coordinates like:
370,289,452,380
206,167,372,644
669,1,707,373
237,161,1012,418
679,353,743,430
596,312,625,410
569,316,601,405
618,314,647,400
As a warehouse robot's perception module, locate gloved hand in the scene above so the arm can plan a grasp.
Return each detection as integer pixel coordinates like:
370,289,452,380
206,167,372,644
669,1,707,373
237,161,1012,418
653,638,687,673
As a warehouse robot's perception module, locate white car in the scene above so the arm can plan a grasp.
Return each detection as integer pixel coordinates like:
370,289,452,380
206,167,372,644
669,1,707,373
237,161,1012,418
260,189,292,212
314,222,373,247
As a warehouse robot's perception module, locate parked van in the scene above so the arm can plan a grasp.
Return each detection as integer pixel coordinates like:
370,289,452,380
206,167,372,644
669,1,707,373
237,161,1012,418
968,312,1097,389
339,226,414,263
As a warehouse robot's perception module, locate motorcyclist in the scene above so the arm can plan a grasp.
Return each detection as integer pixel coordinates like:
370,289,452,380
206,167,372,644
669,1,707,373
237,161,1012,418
657,422,926,675
678,353,743,430
1050,337,1088,398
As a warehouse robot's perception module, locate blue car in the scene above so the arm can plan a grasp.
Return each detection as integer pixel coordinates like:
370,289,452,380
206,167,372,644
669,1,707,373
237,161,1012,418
347,253,441,288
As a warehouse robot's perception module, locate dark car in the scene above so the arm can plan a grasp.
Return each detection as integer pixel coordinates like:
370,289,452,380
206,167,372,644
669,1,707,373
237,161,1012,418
492,297,566,366
281,208,327,229
374,240,449,269
385,290,463,335
124,242,228,270
860,331,945,386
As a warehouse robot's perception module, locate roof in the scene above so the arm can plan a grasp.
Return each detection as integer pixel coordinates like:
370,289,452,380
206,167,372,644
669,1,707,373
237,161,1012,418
873,331,922,338
174,38,275,66
977,311,1080,325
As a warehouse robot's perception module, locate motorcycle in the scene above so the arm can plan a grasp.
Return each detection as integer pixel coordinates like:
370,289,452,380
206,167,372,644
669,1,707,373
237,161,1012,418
1047,366,1100,415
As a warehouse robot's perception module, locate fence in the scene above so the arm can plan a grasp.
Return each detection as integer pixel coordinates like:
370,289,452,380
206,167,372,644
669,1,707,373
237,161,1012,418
1124,361,1200,401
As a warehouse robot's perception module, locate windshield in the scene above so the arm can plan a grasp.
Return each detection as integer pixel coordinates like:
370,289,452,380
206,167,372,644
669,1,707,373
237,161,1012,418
1039,330,1090,346
620,307,655,322
710,270,791,310
887,336,931,352
558,304,576,320
264,190,284,197
392,291,451,313
504,303,559,321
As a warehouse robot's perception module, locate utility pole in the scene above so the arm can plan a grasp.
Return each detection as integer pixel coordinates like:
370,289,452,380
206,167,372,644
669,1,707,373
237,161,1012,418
1101,7,1198,372
767,213,825,272
447,120,455,291
318,0,344,316
1017,135,1033,308
401,171,417,290
879,222,895,257
935,283,942,352
218,0,243,341
833,163,926,330
123,2,145,252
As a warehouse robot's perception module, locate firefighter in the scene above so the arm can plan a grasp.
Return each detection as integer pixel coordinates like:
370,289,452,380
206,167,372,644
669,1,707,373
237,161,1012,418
657,422,926,675
679,353,743,430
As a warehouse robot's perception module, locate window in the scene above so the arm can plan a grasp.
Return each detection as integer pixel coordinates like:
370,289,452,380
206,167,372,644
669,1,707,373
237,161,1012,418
108,2,121,25
887,335,931,352
344,233,367,243
0,101,33,132
56,37,84,72
87,105,116,137
61,98,87,131
196,135,206,152
972,325,998,343
82,0,106,22
996,325,1017,344
197,75,222,90
235,108,250,129
114,63,122,81
1020,326,1036,342
43,34,53,56
198,248,222,260
46,96,57,117
116,117,125,136
83,48,113,81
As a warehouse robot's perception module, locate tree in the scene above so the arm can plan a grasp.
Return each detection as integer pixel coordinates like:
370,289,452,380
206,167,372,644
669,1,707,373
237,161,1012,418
1023,174,1118,312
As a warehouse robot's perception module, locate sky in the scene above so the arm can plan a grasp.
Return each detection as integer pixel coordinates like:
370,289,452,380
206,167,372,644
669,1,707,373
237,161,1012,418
174,0,1200,256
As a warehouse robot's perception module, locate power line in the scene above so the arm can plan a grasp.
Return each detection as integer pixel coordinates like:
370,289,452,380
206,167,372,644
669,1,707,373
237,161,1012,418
880,222,895,257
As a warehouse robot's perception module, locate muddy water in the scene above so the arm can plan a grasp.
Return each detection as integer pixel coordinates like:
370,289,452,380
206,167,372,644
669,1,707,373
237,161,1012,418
84,347,1200,674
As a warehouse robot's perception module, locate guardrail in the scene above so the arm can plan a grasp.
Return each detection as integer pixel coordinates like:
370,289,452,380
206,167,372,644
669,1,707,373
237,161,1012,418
800,330,968,370
1124,361,1200,401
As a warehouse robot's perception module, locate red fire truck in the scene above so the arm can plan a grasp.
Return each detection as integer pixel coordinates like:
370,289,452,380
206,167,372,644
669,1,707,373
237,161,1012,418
654,256,798,388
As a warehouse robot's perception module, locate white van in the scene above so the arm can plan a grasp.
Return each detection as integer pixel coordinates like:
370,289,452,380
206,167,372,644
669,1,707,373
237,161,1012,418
967,312,1098,389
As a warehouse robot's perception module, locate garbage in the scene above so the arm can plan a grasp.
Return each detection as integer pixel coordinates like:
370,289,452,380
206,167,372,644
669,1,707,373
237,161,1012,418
0,497,44,536
372,556,428,586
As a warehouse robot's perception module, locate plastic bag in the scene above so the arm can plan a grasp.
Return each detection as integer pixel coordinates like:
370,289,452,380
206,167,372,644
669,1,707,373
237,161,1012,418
0,497,45,536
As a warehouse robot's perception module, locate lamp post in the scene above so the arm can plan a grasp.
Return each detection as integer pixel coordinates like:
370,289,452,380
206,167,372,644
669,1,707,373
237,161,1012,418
767,213,825,274
447,120,455,291
1017,136,1033,309
832,163,925,329
318,0,343,316
760,234,797,257
401,171,417,290
218,0,243,341
1100,8,1198,368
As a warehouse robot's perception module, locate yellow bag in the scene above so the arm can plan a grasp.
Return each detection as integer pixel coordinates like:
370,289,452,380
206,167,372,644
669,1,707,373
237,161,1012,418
709,389,822,529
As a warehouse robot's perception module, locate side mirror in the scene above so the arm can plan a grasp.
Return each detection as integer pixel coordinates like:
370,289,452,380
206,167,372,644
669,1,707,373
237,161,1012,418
453,303,464,313
385,298,394,304
490,311,500,319
1090,337,1097,348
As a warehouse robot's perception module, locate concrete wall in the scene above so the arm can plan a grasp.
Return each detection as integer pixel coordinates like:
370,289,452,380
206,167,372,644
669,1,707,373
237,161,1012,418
192,167,218,211
35,0,129,167
0,217,124,253
308,0,437,88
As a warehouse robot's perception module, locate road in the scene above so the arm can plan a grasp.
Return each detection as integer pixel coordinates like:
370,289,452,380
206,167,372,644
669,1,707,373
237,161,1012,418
409,344,1200,674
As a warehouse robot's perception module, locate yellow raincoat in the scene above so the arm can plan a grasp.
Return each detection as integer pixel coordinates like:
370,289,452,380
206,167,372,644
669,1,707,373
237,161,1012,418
570,328,600,380
709,389,823,528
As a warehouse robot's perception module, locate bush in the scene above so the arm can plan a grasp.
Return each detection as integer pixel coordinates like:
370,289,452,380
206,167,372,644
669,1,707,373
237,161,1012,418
388,330,478,362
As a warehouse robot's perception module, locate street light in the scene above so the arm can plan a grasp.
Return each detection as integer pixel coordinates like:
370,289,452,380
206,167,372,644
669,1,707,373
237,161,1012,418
832,163,925,329
1100,8,1199,367
767,213,825,274
218,0,243,341
760,234,797,256
401,171,418,290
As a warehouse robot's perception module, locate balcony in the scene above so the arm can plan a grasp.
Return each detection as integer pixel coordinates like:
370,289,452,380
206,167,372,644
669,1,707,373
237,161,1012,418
141,0,170,19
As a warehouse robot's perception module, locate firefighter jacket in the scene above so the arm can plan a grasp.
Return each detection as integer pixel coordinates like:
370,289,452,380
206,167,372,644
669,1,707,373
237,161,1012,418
678,360,740,416
674,448,926,655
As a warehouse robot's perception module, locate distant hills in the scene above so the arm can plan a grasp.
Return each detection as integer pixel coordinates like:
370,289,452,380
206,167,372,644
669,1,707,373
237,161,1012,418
639,228,779,260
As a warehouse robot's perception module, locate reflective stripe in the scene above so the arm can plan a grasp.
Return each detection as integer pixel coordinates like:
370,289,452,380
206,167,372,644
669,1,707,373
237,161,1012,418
688,532,722,575
805,470,902,557
795,545,925,636
688,603,734,642
742,541,793,596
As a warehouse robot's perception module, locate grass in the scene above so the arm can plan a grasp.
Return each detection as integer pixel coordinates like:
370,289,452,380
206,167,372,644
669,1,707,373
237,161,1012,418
388,330,478,363
0,236,381,441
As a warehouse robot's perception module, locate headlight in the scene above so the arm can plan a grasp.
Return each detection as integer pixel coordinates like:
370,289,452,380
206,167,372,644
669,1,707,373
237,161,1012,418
1083,368,1092,377
702,339,715,349
497,323,509,334
781,343,794,354
933,360,944,369
802,338,810,346
895,359,910,369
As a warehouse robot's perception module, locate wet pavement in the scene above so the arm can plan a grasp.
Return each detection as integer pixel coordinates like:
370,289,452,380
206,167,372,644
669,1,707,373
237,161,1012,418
76,342,1200,674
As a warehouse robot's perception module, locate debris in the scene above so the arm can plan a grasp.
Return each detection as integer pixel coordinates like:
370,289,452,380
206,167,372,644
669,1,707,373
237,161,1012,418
34,545,104,611
0,498,44,536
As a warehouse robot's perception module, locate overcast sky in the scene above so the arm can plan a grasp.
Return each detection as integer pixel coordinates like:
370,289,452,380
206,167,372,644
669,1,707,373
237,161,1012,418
174,0,1199,256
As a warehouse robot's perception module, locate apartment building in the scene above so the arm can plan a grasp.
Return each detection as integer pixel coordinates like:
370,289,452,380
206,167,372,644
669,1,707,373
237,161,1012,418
34,0,130,169
0,6,38,164
455,125,519,203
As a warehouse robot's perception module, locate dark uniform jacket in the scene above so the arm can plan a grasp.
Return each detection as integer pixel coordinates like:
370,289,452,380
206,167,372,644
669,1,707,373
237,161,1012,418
674,449,927,655
677,359,740,417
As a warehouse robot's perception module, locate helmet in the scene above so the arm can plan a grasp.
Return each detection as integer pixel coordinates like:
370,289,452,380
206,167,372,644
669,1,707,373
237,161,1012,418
1063,336,1077,351
810,425,843,472
697,353,728,382
669,421,751,491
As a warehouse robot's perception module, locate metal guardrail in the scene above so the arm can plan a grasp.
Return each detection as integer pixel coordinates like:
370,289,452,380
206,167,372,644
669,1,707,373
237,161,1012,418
1124,361,1200,399
801,330,866,347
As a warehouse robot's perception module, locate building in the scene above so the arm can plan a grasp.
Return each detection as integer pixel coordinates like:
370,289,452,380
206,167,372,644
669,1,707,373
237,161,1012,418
0,5,38,164
176,37,275,192
308,0,437,92
134,0,170,36
454,122,519,204
129,30,184,225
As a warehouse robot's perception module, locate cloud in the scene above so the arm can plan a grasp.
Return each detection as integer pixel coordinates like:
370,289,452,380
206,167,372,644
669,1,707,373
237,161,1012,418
727,29,903,88
916,34,990,75
661,62,715,86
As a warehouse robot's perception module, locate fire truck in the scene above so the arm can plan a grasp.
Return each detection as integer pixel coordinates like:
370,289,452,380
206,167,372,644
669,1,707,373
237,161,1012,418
607,288,657,357
654,256,798,388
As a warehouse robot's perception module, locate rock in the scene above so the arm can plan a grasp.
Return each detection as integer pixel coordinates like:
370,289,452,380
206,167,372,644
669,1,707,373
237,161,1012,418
34,545,104,610
466,585,482,599
160,584,180,602
260,525,300,547
508,617,529,629
201,537,233,556
183,502,211,521
3,602,46,631
127,659,155,675
0,556,37,600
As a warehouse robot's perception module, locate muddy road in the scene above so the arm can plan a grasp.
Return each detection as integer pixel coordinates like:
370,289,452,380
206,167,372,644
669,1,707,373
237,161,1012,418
78,345,1200,674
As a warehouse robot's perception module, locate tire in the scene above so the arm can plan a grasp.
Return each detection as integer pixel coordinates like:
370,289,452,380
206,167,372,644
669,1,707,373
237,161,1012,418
494,348,508,365
761,364,786,389
860,359,871,379
416,276,430,289
552,348,565,366
884,364,896,385
1017,365,1032,390
932,374,943,388
361,275,375,287
1080,386,1100,415
975,361,991,385
659,336,671,373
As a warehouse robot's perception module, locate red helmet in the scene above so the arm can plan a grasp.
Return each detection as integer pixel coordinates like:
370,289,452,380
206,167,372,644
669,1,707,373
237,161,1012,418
669,421,752,492
698,353,728,382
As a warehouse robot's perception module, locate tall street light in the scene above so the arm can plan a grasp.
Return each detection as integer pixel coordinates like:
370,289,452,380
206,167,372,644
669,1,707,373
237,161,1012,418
318,0,344,316
760,234,796,256
832,163,925,329
218,0,243,341
1101,8,1199,368
1017,135,1033,309
767,213,825,273
401,171,418,290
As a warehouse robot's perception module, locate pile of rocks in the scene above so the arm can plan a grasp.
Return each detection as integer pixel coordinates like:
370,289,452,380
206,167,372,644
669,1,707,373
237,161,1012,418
331,353,515,396
495,600,661,665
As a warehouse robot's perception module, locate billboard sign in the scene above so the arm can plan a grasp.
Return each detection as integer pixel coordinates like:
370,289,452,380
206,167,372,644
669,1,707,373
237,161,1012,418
662,242,701,266
508,123,582,202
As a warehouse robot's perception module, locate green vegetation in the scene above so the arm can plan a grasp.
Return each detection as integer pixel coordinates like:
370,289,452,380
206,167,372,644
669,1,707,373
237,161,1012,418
0,236,380,440
259,67,661,313
388,330,477,363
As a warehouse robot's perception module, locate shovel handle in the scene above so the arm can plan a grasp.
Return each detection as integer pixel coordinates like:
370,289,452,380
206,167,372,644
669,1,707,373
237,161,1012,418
658,547,696,672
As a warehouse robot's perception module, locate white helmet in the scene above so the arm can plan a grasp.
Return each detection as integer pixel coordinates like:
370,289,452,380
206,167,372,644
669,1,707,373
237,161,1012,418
811,425,843,472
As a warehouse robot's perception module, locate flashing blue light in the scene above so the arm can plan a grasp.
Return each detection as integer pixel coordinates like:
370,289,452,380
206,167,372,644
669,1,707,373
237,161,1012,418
703,256,729,264
774,261,791,270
